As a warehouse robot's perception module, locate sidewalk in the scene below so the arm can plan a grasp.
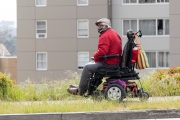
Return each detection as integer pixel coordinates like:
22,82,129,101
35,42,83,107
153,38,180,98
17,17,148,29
125,96,180,102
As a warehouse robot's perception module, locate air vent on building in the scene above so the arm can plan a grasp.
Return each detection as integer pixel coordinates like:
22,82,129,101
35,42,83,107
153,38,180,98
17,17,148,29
37,33,46,38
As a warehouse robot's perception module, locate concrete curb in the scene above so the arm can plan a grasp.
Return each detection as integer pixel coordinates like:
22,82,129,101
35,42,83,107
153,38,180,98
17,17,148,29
0,109,180,120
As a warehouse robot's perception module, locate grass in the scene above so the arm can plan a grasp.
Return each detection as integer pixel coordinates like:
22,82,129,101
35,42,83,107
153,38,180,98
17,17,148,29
0,99,180,114
4,71,81,101
1,68,180,114
2,69,180,101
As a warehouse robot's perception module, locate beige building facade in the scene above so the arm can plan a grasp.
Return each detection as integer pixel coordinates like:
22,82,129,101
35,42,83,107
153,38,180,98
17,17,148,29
16,0,178,83
0,44,16,81
169,0,180,66
17,0,111,82
0,57,17,81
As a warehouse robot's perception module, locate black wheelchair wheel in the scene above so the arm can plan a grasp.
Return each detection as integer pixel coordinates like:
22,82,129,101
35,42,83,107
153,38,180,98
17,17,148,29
139,92,149,101
105,84,125,102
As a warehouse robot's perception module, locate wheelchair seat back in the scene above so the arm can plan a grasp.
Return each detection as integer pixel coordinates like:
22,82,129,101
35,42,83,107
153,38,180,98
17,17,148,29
95,30,140,79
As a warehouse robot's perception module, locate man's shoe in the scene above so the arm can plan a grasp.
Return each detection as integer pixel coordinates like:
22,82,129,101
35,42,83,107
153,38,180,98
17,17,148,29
67,87,78,95
69,84,78,88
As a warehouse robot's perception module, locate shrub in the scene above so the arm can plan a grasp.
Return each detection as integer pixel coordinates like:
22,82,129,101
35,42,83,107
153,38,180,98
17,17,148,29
140,67,180,97
0,72,13,100
167,67,180,74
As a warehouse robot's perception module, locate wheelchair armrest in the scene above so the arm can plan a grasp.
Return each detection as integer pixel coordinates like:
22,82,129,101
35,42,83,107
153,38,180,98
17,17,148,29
98,54,120,60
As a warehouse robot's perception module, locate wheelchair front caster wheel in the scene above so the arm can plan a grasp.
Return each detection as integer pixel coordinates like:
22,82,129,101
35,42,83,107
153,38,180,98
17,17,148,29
139,92,149,101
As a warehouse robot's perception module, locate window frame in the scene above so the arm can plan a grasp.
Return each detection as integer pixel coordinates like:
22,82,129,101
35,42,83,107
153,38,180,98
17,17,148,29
77,0,88,6
77,52,89,70
35,0,47,7
36,52,48,70
122,19,169,37
77,19,89,38
36,20,47,39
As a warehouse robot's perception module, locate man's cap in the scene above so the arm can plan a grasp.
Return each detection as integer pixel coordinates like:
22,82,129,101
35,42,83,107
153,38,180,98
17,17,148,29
95,18,111,27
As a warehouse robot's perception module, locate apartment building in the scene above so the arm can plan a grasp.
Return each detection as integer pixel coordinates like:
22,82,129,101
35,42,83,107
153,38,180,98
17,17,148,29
17,0,176,83
17,0,111,82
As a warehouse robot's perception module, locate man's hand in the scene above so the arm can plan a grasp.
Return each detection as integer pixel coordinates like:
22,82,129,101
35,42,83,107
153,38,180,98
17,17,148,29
134,33,138,39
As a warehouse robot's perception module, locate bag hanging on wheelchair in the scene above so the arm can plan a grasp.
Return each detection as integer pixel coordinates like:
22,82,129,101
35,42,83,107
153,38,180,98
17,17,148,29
134,34,149,69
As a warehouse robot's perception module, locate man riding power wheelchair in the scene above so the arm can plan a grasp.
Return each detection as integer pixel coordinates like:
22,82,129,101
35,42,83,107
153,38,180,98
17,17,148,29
85,29,149,101
67,18,122,95
67,18,149,101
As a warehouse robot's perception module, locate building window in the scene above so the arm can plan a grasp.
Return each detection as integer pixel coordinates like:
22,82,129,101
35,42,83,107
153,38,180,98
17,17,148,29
139,0,155,3
157,19,169,35
123,0,168,3
123,20,137,35
165,19,169,35
35,0,46,6
157,0,169,3
139,20,156,35
145,51,169,68
36,20,47,38
78,52,89,69
123,19,169,36
77,0,88,6
36,52,47,70
123,0,137,3
77,19,89,38
146,52,156,68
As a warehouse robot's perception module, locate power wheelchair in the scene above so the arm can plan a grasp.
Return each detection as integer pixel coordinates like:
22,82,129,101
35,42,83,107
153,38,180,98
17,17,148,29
85,30,149,102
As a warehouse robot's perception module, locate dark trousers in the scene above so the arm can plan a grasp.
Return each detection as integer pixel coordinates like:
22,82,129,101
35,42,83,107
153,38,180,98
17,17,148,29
78,62,105,95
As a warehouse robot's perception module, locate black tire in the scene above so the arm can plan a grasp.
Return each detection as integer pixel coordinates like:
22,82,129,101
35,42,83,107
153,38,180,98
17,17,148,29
104,84,125,102
139,92,149,101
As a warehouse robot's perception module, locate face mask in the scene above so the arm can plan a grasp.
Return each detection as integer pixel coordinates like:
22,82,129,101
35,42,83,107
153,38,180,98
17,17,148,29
98,28,104,34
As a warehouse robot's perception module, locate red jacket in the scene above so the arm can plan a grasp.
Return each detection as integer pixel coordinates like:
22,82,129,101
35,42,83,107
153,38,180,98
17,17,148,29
93,29,122,65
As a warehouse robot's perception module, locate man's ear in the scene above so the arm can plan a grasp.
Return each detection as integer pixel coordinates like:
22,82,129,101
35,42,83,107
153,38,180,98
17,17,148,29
105,25,108,29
